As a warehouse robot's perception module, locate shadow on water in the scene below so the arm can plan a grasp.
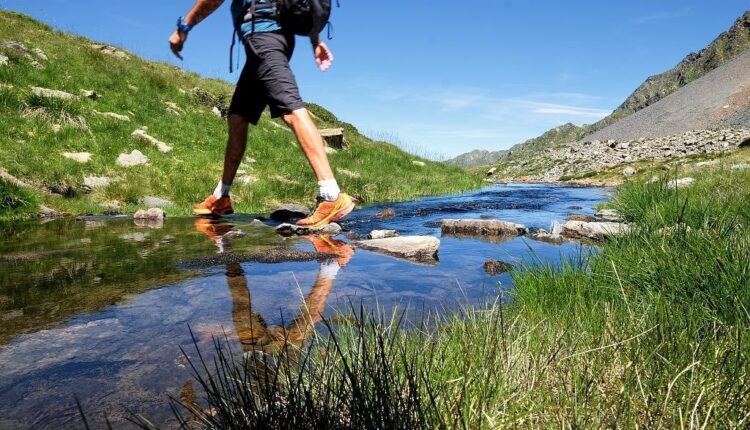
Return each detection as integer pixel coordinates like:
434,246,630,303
0,184,610,428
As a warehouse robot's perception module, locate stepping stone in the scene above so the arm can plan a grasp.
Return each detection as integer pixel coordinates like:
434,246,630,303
441,219,528,236
354,236,440,264
275,223,341,237
117,150,148,167
134,208,165,220
561,221,631,241
595,209,622,222
270,204,310,222
367,230,399,239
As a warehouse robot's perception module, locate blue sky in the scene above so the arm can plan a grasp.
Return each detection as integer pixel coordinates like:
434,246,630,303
2,1,749,158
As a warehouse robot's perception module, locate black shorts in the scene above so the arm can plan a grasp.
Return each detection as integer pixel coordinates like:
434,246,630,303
228,31,305,125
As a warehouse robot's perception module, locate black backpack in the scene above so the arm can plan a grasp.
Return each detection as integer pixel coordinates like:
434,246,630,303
241,0,337,37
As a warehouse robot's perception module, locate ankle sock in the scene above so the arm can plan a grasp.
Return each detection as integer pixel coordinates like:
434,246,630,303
318,179,340,202
213,181,231,199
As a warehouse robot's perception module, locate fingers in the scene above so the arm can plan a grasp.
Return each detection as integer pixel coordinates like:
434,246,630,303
169,31,185,60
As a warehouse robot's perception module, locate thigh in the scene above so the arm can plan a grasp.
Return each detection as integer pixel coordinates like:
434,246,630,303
227,62,267,125
246,32,304,118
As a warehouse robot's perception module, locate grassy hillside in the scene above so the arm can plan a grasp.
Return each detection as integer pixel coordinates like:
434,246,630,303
0,11,480,220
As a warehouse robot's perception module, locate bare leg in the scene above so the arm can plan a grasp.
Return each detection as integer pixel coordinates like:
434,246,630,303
282,108,335,181
221,114,250,186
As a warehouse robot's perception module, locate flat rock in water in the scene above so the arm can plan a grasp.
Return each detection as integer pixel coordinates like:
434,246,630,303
441,219,528,237
275,222,341,237
567,214,597,222
134,208,165,220
116,150,148,167
270,204,310,222
354,236,440,264
561,221,630,241
367,230,399,239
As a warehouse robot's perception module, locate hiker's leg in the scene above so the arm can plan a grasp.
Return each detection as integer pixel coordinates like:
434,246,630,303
221,114,249,186
282,109,334,181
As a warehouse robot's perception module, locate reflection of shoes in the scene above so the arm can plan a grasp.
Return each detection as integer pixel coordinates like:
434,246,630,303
194,218,234,242
193,195,234,217
296,193,354,228
305,235,354,267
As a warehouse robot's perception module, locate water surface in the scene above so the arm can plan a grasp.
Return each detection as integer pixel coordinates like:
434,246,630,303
0,184,609,429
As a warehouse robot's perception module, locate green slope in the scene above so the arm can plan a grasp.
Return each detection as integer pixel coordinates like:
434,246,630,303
0,11,480,220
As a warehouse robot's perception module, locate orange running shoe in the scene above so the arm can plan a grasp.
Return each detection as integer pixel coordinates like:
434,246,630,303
305,235,355,267
296,193,354,228
193,195,234,217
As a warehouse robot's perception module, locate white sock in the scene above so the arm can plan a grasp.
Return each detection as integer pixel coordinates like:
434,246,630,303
318,179,340,201
319,260,341,280
213,181,231,199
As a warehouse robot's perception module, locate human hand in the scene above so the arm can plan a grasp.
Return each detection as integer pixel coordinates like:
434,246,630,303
313,42,333,71
169,30,188,60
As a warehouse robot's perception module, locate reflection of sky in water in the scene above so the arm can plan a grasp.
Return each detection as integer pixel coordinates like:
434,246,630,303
0,184,609,429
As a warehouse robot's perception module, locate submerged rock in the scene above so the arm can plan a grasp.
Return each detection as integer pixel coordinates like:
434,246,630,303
134,208,165,221
441,219,528,237
561,221,630,241
483,260,513,275
275,223,341,237
354,236,440,264
376,208,395,219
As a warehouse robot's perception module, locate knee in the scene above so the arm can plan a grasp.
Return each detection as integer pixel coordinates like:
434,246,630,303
282,108,310,130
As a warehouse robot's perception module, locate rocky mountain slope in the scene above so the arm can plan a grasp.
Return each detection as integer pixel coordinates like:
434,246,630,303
448,10,750,168
444,149,507,168
0,11,479,220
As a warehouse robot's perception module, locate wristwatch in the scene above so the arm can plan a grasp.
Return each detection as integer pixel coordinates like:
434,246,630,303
177,16,194,33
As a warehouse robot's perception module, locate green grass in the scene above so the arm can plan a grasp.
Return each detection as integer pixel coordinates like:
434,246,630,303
124,164,750,429
0,11,480,220
0,178,38,220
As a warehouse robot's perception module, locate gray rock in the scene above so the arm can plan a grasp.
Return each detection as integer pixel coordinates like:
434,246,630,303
31,86,79,101
549,221,564,236
131,129,172,153
90,43,130,59
441,219,528,236
134,208,165,220
319,128,347,149
0,54,8,66
143,196,172,208
731,163,750,170
531,230,564,244
32,47,47,61
83,176,112,189
94,110,130,121
81,90,99,100
666,177,695,190
62,152,91,163
412,160,426,167
561,221,631,241
354,236,440,264
270,204,310,222
622,166,637,177
595,209,623,222
116,150,148,167
275,222,341,237
367,230,399,239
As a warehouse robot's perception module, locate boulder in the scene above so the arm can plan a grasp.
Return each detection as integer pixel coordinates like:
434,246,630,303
90,43,130,59
561,221,631,241
367,230,399,239
567,214,597,222
116,150,149,167
131,129,172,153
412,160,426,167
622,166,637,177
530,230,564,245
134,208,165,221
81,90,99,100
32,47,48,61
666,177,695,190
275,222,341,237
319,128,347,149
486,167,497,177
484,260,513,275
270,204,310,222
31,86,79,101
211,107,223,118
441,219,528,237
0,54,8,66
62,152,91,163
354,236,440,264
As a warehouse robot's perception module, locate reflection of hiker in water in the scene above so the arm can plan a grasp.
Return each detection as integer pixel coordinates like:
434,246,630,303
193,219,353,352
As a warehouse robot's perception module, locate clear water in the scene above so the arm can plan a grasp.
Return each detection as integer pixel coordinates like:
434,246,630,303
0,184,610,429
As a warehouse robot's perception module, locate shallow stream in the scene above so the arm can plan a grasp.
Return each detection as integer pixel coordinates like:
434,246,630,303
0,184,609,429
